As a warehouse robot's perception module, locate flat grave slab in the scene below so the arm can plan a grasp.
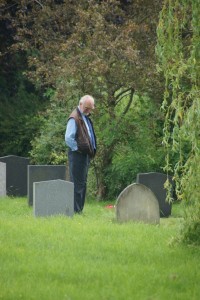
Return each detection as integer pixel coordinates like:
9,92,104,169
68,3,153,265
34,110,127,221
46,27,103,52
33,179,74,217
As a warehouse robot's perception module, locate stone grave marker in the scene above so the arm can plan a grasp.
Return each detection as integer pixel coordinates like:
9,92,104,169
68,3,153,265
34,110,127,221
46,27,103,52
33,180,74,217
116,183,160,224
0,155,30,196
28,165,66,206
136,172,174,217
0,162,6,197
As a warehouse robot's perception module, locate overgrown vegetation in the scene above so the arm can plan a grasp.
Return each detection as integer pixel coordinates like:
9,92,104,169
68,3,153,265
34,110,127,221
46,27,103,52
156,0,200,245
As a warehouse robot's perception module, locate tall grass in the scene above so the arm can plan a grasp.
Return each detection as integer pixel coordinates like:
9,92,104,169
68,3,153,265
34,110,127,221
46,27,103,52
0,197,199,300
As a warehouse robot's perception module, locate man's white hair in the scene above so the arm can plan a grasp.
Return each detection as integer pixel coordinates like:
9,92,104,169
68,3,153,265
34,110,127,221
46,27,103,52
79,95,95,105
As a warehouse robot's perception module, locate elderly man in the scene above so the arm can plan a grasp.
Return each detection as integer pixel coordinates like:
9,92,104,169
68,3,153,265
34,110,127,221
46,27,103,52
65,95,97,213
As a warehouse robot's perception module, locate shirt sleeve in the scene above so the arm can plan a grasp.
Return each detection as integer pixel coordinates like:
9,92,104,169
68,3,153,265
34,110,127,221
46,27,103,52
65,118,78,151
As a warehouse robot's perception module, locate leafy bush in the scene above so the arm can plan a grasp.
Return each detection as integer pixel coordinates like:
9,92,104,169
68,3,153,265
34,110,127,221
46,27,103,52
95,95,165,200
30,105,67,165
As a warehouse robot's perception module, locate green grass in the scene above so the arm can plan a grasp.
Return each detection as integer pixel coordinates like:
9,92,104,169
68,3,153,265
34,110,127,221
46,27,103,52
0,197,199,300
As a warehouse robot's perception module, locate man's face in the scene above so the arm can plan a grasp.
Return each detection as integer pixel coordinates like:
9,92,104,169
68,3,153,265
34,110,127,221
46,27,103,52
80,100,95,115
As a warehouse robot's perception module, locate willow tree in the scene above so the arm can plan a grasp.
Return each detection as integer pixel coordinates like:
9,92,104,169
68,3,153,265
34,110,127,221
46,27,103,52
156,0,200,244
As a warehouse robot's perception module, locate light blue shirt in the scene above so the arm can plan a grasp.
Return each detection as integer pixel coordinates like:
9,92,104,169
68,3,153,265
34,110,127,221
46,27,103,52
65,108,95,151
65,118,78,151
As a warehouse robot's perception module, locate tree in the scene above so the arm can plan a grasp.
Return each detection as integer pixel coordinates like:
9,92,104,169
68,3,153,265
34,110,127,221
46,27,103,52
6,0,164,199
98,94,165,200
156,0,200,244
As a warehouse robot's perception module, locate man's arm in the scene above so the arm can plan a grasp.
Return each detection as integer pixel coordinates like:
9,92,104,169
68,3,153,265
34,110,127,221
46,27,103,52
65,118,78,151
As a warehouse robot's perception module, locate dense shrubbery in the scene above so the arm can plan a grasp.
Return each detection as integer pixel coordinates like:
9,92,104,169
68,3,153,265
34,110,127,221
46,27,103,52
96,95,165,199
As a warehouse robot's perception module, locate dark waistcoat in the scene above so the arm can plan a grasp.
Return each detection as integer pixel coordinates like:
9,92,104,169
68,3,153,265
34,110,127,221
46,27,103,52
68,108,96,158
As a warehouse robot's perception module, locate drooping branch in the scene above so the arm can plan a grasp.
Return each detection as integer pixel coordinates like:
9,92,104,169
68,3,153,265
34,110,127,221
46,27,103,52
122,88,135,115
34,0,43,8
115,87,133,104
115,87,135,116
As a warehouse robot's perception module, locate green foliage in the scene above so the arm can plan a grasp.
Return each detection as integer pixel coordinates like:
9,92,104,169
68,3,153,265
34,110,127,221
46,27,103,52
101,95,165,199
30,91,165,200
11,0,164,199
181,202,200,246
29,89,80,165
156,0,200,244
30,104,67,165
1,1,165,200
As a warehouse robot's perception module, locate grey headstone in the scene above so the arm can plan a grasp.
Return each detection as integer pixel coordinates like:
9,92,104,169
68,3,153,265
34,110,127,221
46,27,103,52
33,180,74,217
136,172,174,217
28,165,66,206
116,183,160,224
0,155,30,196
0,162,6,197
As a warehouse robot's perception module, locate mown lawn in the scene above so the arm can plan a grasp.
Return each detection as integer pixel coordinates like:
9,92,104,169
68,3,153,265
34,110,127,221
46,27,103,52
0,197,199,300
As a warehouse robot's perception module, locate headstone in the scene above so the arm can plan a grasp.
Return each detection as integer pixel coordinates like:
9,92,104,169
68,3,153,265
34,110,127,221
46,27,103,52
0,162,6,197
136,172,174,217
116,183,160,224
0,155,30,196
28,165,66,206
33,180,74,217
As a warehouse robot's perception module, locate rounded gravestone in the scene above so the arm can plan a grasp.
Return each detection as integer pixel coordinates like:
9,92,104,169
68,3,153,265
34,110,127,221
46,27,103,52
116,183,160,224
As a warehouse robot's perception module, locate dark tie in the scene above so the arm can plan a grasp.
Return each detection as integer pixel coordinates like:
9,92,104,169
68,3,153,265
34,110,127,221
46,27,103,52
85,116,96,149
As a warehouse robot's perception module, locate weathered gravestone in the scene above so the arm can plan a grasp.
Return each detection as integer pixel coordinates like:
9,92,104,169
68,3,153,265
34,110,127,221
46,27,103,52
0,162,6,197
33,180,74,217
116,183,160,224
28,165,66,206
136,172,174,217
0,155,30,196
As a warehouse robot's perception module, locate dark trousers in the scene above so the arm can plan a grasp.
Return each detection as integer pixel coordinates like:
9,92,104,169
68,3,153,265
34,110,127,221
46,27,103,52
68,150,90,213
